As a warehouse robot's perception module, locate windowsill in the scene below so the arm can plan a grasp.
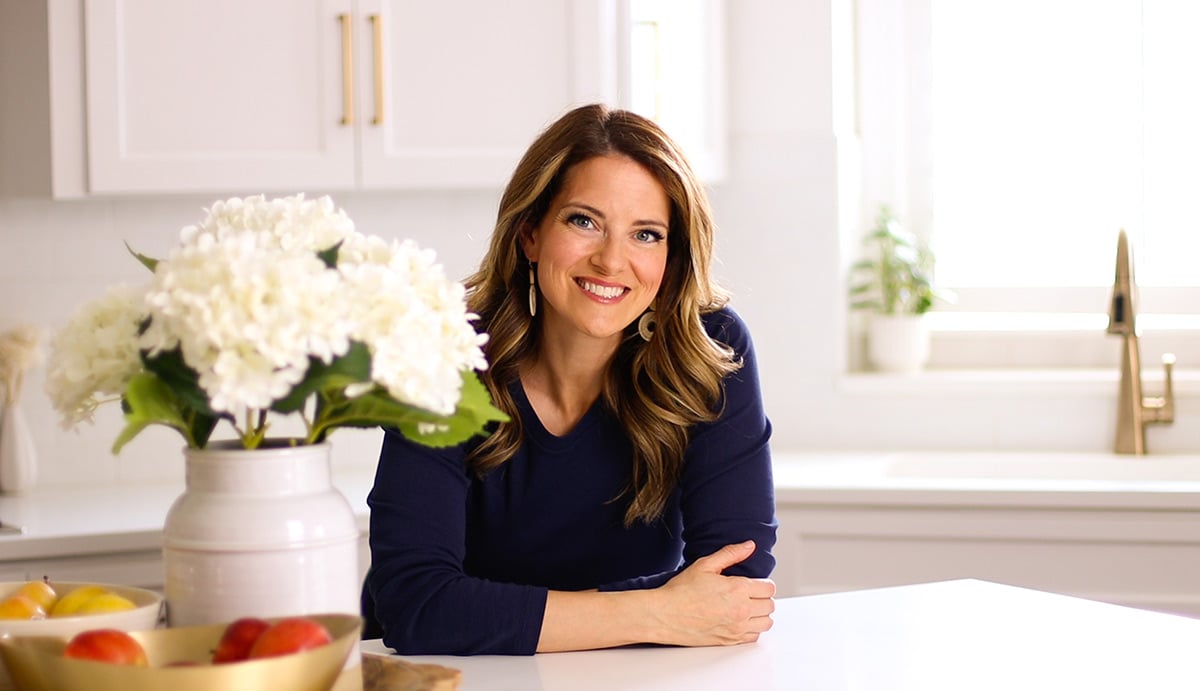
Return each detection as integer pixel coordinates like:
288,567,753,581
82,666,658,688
917,312,1199,370
840,367,1199,399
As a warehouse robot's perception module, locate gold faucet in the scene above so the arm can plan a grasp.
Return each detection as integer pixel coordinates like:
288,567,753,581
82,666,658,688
1105,229,1175,454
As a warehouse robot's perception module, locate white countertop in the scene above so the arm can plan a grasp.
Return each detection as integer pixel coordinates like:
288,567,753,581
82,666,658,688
772,451,1200,509
363,579,1200,690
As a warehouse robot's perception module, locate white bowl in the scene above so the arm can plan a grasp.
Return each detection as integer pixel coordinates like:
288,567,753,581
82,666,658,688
0,581,164,639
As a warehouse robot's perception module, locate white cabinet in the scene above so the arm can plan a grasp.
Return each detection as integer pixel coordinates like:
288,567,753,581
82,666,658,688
357,0,617,188
774,501,1200,619
79,0,615,194
0,0,619,197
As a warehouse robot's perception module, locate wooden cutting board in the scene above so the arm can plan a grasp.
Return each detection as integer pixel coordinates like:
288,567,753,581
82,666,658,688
360,652,462,691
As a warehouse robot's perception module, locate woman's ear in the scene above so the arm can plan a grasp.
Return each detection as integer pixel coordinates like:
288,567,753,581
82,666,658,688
519,223,538,263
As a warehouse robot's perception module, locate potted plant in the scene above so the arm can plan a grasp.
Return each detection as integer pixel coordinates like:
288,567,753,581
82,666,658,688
43,194,507,628
848,206,945,373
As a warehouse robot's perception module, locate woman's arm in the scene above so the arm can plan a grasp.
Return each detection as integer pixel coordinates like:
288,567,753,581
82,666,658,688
537,541,776,652
365,430,548,655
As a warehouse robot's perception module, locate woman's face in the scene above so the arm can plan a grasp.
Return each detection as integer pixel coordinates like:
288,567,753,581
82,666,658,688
523,154,671,347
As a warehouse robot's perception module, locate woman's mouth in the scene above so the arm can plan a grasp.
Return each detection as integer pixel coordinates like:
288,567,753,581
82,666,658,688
577,279,627,300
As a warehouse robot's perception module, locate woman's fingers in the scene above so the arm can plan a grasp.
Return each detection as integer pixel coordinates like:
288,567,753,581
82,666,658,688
692,540,756,574
749,577,777,599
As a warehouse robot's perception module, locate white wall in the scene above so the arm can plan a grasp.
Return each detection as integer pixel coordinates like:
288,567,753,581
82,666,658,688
0,0,1195,489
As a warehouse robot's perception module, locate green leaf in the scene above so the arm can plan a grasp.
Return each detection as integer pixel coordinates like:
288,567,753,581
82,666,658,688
272,341,372,414
125,242,159,273
309,370,508,448
186,409,221,449
113,373,194,453
141,346,214,415
317,241,343,269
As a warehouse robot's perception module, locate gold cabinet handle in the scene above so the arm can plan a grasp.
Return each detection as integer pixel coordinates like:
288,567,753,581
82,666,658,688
369,14,384,125
338,13,354,126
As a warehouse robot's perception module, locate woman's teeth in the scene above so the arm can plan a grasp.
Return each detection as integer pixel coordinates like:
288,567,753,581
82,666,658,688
579,280,624,299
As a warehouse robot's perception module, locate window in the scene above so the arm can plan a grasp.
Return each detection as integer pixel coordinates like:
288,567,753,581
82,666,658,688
857,0,1200,368
622,0,725,181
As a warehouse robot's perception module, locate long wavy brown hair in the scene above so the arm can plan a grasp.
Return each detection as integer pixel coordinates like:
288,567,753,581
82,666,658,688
465,103,740,525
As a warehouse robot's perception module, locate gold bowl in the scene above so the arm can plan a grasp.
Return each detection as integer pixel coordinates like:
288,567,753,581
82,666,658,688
0,582,164,639
0,613,361,691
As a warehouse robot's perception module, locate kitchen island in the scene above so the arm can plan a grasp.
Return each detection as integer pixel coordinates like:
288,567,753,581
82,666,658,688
364,579,1200,690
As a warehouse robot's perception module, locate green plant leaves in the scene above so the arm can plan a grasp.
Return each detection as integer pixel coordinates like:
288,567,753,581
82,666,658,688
272,341,372,414
847,206,942,315
308,370,508,448
141,346,213,416
124,242,159,273
113,373,218,453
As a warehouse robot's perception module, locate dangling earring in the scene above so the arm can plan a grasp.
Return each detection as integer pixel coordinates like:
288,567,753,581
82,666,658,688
527,261,537,317
637,308,656,342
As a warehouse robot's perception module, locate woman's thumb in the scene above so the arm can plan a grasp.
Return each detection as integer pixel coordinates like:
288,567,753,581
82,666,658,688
697,540,755,573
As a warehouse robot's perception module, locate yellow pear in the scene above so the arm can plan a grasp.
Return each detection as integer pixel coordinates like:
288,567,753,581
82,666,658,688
0,593,46,620
74,592,137,615
48,585,109,617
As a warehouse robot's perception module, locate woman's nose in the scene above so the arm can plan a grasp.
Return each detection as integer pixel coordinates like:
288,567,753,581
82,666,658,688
591,235,625,273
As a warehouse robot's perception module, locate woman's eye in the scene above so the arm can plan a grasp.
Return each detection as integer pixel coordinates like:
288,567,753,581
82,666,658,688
635,228,666,243
566,213,595,230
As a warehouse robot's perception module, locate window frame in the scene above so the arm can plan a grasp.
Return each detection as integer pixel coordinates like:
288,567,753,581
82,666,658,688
854,0,1200,371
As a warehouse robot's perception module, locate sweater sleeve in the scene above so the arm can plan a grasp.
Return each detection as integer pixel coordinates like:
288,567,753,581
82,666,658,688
599,308,777,591
363,429,548,655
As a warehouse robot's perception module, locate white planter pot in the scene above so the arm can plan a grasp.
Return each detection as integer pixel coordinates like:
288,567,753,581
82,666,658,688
867,314,930,374
163,441,360,627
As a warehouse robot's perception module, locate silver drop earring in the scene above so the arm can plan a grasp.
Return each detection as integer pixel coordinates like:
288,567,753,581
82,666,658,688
637,308,656,342
527,261,537,317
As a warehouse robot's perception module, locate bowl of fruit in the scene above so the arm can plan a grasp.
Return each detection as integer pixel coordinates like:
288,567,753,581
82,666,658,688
0,580,164,639
0,613,361,691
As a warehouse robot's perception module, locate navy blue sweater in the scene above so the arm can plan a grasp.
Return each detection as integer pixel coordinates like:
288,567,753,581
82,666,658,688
362,307,776,655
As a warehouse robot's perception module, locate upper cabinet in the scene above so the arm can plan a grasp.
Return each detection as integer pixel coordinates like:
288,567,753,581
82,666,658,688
83,0,616,194
0,0,722,198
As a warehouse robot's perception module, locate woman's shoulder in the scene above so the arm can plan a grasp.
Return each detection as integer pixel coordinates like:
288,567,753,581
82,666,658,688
700,305,753,349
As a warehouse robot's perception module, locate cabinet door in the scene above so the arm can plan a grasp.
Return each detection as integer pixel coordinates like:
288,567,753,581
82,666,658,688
84,0,355,194
356,0,618,189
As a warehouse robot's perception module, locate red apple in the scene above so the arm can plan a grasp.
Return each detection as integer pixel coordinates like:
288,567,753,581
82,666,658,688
212,617,271,663
63,629,149,666
247,617,332,659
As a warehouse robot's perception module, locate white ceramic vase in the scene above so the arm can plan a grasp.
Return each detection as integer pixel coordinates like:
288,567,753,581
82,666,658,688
867,314,931,374
0,403,37,494
162,440,360,627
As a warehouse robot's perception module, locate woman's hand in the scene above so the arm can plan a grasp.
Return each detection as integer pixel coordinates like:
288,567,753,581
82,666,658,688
650,540,777,647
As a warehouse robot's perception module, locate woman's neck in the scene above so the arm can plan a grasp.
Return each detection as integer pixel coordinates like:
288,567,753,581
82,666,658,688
521,333,617,437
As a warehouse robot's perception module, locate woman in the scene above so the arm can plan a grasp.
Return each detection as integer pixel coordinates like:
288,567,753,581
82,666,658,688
362,103,776,655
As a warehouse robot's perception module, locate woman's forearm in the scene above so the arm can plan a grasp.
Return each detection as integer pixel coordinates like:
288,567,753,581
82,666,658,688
536,542,776,653
537,589,658,652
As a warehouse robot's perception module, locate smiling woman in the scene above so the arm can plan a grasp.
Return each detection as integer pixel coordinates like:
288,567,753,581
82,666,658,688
361,104,777,656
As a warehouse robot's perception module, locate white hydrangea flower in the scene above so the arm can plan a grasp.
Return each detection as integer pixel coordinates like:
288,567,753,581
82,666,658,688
45,193,496,450
44,284,146,426
142,221,354,414
340,238,488,415
181,193,359,255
